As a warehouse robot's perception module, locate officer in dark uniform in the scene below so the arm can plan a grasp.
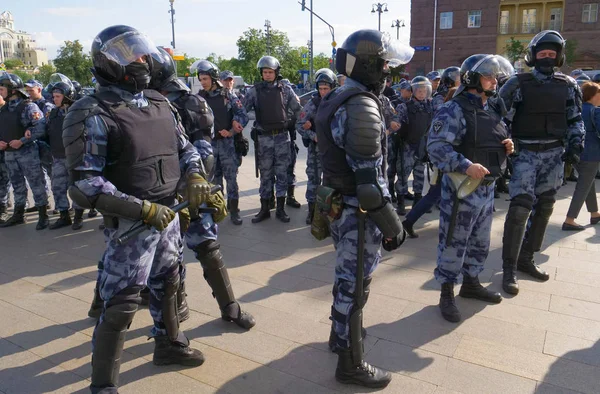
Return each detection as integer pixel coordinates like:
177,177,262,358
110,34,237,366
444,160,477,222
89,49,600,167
72,80,83,100
500,31,585,295
25,79,54,186
317,29,411,388
432,66,460,112
63,25,208,393
244,56,302,223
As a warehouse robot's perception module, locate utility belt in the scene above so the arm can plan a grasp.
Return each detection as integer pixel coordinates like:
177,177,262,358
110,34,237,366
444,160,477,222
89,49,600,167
517,140,563,153
257,128,285,136
102,194,177,229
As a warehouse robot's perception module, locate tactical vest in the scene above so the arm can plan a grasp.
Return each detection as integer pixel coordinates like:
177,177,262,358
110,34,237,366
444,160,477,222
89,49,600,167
453,94,508,178
47,107,66,159
402,100,433,145
512,73,569,139
255,82,287,131
94,89,180,202
173,93,213,143
310,95,321,132
34,98,47,113
202,91,233,140
0,100,29,152
316,87,384,196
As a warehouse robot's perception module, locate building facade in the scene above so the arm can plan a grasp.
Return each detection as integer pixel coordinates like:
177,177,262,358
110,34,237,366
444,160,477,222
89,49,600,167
409,0,600,75
0,11,49,67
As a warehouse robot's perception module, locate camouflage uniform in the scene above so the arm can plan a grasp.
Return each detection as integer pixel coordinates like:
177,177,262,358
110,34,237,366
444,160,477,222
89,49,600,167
0,152,9,206
33,97,55,178
2,98,48,208
244,81,302,199
387,96,409,187
46,108,71,212
296,93,322,203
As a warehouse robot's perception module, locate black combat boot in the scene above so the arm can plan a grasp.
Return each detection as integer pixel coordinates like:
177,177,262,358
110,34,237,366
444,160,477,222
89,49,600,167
177,282,190,323
36,205,49,230
49,210,72,230
72,209,84,230
459,275,502,303
335,348,392,388
275,197,290,223
388,179,397,204
88,208,99,218
328,324,367,353
396,195,406,216
286,185,301,208
517,249,550,281
88,287,103,319
252,199,271,223
413,193,422,207
0,205,26,227
152,334,205,366
221,302,256,330
0,204,9,224
502,260,519,295
439,282,461,323
402,220,418,239
306,202,315,225
269,192,275,210
229,199,243,225
405,191,414,200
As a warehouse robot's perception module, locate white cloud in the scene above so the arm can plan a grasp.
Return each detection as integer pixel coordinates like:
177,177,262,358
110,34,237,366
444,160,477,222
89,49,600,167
42,7,95,18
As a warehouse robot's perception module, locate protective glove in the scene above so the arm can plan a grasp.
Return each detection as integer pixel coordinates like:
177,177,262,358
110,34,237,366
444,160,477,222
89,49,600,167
141,200,176,231
185,172,211,212
562,144,583,165
382,230,407,252
207,189,228,223
177,195,191,233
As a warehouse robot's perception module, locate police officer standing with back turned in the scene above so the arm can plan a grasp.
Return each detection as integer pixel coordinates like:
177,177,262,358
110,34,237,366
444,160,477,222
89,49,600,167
500,31,585,295
317,29,411,388
244,56,302,223
62,25,207,393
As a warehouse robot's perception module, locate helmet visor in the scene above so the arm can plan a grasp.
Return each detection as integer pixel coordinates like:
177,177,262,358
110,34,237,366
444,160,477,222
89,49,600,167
99,31,159,66
380,33,414,67
471,55,514,79
411,80,432,99
49,73,72,86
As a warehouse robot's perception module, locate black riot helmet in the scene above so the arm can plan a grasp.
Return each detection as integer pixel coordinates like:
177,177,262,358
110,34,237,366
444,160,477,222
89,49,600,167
191,59,220,83
439,66,460,90
458,54,514,97
335,29,414,93
71,80,82,94
52,81,76,104
257,56,281,79
593,74,600,83
315,68,337,88
576,74,591,87
524,30,566,72
91,25,159,93
0,72,28,98
150,47,190,93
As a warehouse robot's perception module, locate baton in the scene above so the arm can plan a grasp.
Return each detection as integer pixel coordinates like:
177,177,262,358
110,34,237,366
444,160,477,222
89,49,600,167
117,185,221,245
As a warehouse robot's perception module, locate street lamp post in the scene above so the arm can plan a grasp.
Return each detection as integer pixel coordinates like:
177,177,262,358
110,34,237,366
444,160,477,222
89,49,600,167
391,19,405,40
299,1,337,80
168,0,176,50
371,3,388,32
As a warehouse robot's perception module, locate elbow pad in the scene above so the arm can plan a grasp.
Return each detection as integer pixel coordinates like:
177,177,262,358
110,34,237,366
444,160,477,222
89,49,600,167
355,168,403,239
69,186,143,221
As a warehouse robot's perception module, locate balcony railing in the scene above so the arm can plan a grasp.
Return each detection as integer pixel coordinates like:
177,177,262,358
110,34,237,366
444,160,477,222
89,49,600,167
499,22,548,35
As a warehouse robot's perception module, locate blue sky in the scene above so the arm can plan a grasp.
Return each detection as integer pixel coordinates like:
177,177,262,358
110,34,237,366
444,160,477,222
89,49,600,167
5,0,411,60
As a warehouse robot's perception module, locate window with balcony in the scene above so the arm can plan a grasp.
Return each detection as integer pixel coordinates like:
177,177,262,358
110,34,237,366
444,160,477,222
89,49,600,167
468,11,482,28
522,9,537,33
549,8,562,31
583,4,598,23
440,12,453,29
499,10,510,34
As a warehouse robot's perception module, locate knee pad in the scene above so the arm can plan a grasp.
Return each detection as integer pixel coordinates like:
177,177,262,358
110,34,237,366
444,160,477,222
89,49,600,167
537,189,557,209
194,240,223,270
103,285,144,331
164,267,180,298
509,194,534,211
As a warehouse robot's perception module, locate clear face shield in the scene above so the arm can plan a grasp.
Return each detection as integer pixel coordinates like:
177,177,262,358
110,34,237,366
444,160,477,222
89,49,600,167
472,55,514,96
380,33,415,68
411,80,432,100
98,31,159,66
48,73,74,91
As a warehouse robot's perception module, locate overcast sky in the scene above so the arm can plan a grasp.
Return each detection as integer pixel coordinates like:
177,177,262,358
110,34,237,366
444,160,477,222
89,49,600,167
5,0,411,60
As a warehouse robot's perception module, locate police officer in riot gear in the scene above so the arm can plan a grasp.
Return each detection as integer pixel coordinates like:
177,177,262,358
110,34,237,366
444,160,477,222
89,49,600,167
432,66,460,112
317,29,412,388
500,30,585,295
71,80,83,100
63,25,207,393
244,56,302,223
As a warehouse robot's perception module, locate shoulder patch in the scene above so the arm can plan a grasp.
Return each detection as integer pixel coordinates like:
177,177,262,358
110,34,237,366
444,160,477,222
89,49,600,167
432,120,444,134
32,111,42,121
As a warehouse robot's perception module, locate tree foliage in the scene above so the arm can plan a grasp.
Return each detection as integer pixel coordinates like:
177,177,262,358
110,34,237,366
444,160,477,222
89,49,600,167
505,37,527,64
36,64,57,85
12,70,33,81
53,40,93,86
565,39,578,67
176,53,198,78
3,58,24,69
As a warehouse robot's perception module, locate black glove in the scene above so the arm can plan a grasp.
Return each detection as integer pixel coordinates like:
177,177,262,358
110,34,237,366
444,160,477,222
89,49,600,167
382,230,407,252
562,144,583,165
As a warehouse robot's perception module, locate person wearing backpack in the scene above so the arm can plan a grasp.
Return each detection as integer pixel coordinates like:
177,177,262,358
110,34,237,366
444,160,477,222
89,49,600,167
562,81,600,231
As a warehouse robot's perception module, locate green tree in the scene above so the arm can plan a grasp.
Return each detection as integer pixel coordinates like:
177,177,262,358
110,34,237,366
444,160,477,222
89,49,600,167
12,69,33,81
53,40,93,86
565,39,578,67
4,58,24,70
505,37,527,64
236,27,291,83
175,53,198,77
36,64,57,85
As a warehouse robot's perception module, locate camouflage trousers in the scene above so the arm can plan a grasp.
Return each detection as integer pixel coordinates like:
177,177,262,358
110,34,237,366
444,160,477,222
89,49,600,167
509,147,564,200
330,205,383,348
395,143,425,196
184,208,218,252
50,158,71,212
305,141,322,203
0,153,9,206
94,212,182,346
386,135,397,181
213,137,241,200
434,175,495,284
4,144,48,207
258,132,290,199
287,140,298,187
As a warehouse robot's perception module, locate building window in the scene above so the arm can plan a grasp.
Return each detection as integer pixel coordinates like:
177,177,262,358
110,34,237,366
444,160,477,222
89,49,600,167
549,8,563,31
440,12,453,29
468,11,482,28
583,4,598,23
522,9,537,33
499,10,510,34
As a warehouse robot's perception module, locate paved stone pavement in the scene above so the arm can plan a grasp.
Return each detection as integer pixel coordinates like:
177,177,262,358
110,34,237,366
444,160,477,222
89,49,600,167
1,131,600,393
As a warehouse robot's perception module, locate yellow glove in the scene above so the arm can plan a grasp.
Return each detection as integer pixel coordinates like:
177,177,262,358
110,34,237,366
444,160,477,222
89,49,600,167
207,189,228,223
185,173,211,212
177,195,191,233
141,200,176,231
